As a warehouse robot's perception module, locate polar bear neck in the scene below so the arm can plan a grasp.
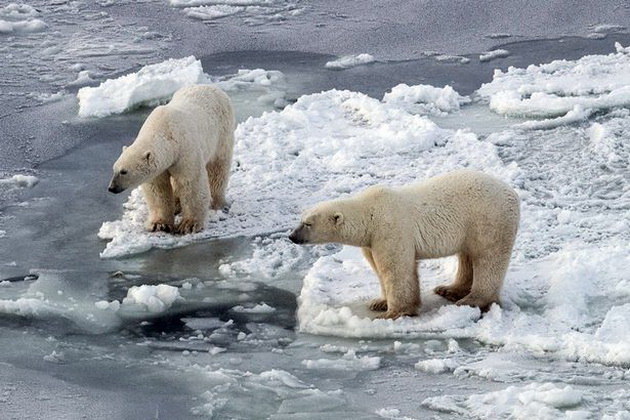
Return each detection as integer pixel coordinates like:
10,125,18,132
134,109,179,171
335,198,373,248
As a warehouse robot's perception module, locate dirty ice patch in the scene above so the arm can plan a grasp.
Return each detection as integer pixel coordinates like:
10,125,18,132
77,56,204,118
422,382,585,418
477,43,630,123
325,54,375,70
0,3,47,34
383,83,471,115
100,87,508,258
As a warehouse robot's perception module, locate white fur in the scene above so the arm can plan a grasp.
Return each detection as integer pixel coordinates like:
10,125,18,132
290,170,520,319
109,85,235,234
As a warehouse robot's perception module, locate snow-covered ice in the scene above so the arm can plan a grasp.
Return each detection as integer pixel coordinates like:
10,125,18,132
477,43,630,123
77,56,205,118
383,83,471,115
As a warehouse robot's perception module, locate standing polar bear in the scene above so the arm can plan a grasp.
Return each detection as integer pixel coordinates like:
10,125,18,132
108,84,236,234
289,170,520,319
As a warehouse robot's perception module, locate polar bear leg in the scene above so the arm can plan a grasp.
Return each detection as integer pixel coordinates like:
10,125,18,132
173,170,210,234
371,243,420,319
456,252,509,311
208,132,234,210
434,253,474,303
362,247,388,312
142,172,176,232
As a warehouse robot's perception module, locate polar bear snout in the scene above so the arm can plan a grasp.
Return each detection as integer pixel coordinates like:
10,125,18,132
289,225,307,244
108,178,125,194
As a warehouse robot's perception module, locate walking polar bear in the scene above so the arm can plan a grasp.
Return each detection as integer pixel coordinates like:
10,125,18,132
289,170,520,319
108,84,236,234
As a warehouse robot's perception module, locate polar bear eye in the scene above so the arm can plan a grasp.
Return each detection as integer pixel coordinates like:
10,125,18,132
120,169,128,175
303,222,312,228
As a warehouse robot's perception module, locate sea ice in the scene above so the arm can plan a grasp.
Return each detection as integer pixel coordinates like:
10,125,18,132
477,43,630,122
383,83,471,115
77,56,205,118
325,54,376,70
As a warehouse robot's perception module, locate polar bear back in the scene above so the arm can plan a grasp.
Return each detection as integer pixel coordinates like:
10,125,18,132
372,170,520,259
147,84,235,163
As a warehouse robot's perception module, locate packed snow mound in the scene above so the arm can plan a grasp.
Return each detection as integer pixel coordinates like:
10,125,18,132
99,86,482,258
477,43,630,122
325,54,375,70
77,56,204,118
383,83,471,115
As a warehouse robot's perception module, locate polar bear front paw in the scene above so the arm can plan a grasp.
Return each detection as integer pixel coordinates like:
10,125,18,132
147,220,174,233
176,218,204,235
368,298,388,312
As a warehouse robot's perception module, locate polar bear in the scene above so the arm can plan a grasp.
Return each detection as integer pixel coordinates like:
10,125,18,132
289,170,520,319
108,84,235,234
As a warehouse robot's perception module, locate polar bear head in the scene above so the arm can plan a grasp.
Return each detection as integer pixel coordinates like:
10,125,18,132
289,201,346,245
108,145,158,194
289,196,375,247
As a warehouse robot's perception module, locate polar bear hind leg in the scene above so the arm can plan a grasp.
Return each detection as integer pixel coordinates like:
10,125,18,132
207,132,234,211
456,251,511,312
434,253,474,303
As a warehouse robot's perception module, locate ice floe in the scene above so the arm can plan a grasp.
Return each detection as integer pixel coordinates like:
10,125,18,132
77,56,205,118
477,42,630,124
325,53,375,70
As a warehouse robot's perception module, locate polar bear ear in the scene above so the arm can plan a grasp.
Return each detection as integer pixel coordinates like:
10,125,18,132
122,145,128,152
333,212,344,226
